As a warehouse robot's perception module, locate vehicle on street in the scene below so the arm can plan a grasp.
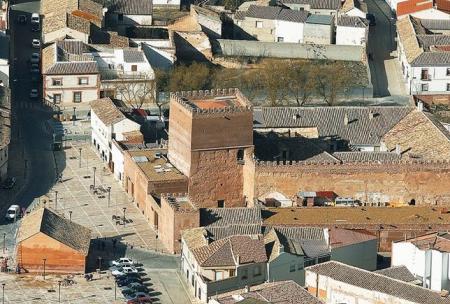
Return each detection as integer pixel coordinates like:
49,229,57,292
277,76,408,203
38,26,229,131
29,89,39,99
334,197,360,207
125,292,152,301
116,277,142,287
112,266,139,276
30,64,39,74
110,257,136,267
31,13,40,31
2,177,16,189
16,15,27,24
366,13,376,26
5,205,20,220
127,298,153,304
31,39,41,49
124,282,148,293
30,53,40,64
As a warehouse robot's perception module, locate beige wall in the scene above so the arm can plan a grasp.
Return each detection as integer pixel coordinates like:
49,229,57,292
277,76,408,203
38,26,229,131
44,74,99,105
237,17,276,42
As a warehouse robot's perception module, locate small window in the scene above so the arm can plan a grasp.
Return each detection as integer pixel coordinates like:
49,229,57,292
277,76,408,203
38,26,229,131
421,84,429,92
53,94,61,104
79,77,88,85
230,269,235,277
447,68,450,76
131,65,138,72
289,263,296,272
253,265,262,277
52,79,62,86
256,21,263,28
217,200,224,208
277,37,284,42
237,149,244,164
73,91,82,103
447,83,450,91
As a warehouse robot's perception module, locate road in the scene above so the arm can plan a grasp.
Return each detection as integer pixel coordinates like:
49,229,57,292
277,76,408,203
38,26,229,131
366,0,407,97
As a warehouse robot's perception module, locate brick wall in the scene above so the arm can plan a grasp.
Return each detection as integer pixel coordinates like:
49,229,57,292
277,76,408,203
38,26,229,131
41,0,77,34
253,161,450,205
67,13,90,34
78,0,103,19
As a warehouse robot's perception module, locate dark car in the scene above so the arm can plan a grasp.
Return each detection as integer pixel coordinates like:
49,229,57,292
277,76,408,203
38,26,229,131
115,272,141,280
117,277,143,287
366,13,376,26
16,15,27,24
2,177,16,189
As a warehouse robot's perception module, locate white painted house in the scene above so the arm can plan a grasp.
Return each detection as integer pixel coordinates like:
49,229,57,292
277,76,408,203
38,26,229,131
90,97,141,163
336,15,368,45
105,0,153,28
397,16,450,95
279,0,341,16
340,0,367,18
392,232,450,292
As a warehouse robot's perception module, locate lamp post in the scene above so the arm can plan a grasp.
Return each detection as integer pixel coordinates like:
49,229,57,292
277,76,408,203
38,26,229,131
107,187,111,208
69,211,72,221
78,147,82,168
2,283,4,304
55,191,58,211
58,280,61,303
114,281,116,300
42,258,46,280
92,167,97,188
122,207,126,227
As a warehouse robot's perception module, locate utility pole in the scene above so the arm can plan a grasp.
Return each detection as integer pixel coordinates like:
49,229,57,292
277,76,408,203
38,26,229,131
69,211,72,221
58,280,61,303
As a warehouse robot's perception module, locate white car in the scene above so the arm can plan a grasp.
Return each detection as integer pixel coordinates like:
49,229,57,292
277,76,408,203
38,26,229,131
110,258,135,267
31,13,40,24
5,205,20,220
29,89,39,99
31,39,40,49
30,53,40,64
30,63,39,73
111,266,138,277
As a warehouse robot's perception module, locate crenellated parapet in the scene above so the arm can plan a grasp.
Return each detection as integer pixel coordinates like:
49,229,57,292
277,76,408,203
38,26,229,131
161,193,198,212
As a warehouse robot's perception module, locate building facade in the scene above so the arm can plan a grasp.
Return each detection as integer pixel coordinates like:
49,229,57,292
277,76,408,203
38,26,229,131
336,15,368,46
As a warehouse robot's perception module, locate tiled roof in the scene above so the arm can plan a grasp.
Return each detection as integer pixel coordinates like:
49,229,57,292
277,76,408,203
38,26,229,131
90,97,127,126
17,208,91,255
374,266,418,283
56,40,90,55
399,232,450,253
337,15,368,28
306,261,450,304
234,10,246,20
396,16,423,63
213,280,324,304
200,207,262,227
329,228,377,249
108,0,153,15
306,14,333,25
45,61,99,75
411,51,450,66
253,107,413,146
123,49,146,63
192,235,268,267
245,5,308,23
280,0,340,9
207,224,262,241
420,19,450,31
332,151,402,162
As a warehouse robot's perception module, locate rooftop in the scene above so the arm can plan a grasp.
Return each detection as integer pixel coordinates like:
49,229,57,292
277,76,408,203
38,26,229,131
306,261,450,304
200,207,262,227
279,0,341,10
374,266,419,284
306,14,334,25
90,97,127,126
17,208,91,255
329,228,377,248
244,5,309,23
45,61,99,75
107,0,153,15
127,149,186,182
163,194,197,212
337,15,368,28
212,280,323,304
397,232,450,253
263,206,450,227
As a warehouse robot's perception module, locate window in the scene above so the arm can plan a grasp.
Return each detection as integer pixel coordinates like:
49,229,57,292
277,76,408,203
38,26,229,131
421,84,429,92
53,94,61,104
217,200,225,208
229,269,235,277
253,265,262,277
241,268,248,280
447,83,450,91
52,79,62,86
237,149,244,164
73,91,82,103
131,65,138,72
304,258,316,267
277,37,284,42
215,271,224,281
289,263,296,272
447,68,450,76
255,21,263,28
318,255,331,263
78,77,88,85
421,69,429,80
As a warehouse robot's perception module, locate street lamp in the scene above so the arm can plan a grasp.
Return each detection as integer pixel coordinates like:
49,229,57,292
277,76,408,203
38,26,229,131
92,167,97,188
107,187,111,208
69,211,72,221
58,280,62,303
2,283,4,304
42,258,47,280
78,148,82,168
122,208,126,227
55,191,58,211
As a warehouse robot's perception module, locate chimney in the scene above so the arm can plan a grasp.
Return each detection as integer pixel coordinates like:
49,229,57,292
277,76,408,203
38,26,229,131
344,113,348,126
417,101,424,112
395,144,401,155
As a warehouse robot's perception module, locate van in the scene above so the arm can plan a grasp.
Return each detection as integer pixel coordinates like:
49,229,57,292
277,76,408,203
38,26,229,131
5,205,20,220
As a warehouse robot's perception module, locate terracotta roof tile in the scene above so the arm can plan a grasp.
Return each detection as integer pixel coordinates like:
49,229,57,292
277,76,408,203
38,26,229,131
374,266,418,283
90,97,126,126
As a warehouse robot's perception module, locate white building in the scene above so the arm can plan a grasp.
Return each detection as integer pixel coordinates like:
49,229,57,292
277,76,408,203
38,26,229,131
397,16,450,95
340,0,367,18
279,0,341,15
105,0,153,30
336,15,368,45
90,97,141,163
392,232,450,292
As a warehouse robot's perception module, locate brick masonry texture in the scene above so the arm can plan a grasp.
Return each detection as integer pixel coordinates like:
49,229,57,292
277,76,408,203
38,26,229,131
41,0,78,34
78,0,103,19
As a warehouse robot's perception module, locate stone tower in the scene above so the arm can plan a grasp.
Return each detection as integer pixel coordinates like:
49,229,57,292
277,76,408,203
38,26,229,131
168,89,254,208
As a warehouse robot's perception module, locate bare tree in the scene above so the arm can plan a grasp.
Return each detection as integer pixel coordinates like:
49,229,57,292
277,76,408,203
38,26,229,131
113,76,156,109
314,62,352,106
287,61,317,106
261,60,290,107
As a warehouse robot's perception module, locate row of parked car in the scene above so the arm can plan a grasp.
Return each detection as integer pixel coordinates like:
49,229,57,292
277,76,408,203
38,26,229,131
109,258,153,304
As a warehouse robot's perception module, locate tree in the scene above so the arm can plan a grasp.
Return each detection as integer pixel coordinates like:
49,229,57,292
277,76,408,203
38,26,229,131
168,62,211,91
154,69,171,117
111,74,156,109
287,61,317,106
260,60,290,107
314,62,352,106
211,68,262,103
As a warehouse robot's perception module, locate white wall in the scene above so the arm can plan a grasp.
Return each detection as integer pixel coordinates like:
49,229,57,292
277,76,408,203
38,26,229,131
44,74,99,105
336,26,367,45
91,110,111,162
113,119,140,141
345,8,367,18
43,28,89,44
153,0,180,5
111,140,124,182
410,66,450,94
275,20,304,43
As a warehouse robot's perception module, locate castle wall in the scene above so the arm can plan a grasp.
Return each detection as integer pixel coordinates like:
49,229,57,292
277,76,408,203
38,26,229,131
254,161,450,205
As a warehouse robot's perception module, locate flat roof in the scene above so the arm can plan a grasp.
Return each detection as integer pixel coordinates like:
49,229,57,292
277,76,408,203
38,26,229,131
263,207,450,226
192,98,238,110
128,149,186,182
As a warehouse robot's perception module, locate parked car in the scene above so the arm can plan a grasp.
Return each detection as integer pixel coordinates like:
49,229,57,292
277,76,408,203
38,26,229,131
366,13,376,26
125,283,148,293
31,13,40,24
110,257,136,267
31,39,41,49
116,277,142,287
16,15,27,24
30,64,39,74
29,89,39,99
112,266,139,277
30,53,40,64
127,298,153,304
5,205,20,220
125,292,152,301
2,177,16,189
122,288,136,297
